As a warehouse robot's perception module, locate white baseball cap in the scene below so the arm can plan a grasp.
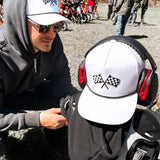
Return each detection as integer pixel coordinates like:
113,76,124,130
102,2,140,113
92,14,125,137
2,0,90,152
78,39,145,125
26,0,71,25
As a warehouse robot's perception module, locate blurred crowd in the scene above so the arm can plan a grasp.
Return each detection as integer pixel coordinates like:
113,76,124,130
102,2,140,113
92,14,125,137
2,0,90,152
59,0,99,24
107,0,149,35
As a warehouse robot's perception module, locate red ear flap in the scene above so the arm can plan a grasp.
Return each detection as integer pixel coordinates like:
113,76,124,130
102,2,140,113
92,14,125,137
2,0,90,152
78,60,87,89
138,68,158,106
138,69,151,101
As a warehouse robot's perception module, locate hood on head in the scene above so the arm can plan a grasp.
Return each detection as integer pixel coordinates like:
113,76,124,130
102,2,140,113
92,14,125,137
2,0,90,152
2,0,34,54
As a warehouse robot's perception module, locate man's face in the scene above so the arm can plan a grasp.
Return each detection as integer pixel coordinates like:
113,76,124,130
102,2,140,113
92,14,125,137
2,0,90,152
27,19,57,53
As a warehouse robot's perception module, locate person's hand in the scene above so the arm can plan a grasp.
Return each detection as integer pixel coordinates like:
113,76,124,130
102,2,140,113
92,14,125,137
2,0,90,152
39,108,67,130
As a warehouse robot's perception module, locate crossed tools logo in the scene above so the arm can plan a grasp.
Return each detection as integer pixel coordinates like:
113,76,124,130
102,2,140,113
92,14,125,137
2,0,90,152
42,0,57,5
93,74,120,89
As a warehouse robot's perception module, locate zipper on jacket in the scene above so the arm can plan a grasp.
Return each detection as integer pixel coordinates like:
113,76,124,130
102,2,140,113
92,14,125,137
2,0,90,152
33,53,42,75
34,58,37,73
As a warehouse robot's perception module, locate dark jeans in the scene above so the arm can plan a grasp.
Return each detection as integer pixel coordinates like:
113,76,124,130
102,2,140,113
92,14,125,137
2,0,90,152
116,15,128,36
141,0,148,23
107,4,113,19
141,7,147,23
128,8,138,24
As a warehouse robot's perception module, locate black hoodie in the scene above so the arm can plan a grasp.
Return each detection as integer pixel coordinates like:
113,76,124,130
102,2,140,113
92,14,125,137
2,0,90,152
0,0,76,131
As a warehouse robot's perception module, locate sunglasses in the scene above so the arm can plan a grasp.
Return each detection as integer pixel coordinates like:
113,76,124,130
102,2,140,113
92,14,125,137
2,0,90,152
28,18,63,34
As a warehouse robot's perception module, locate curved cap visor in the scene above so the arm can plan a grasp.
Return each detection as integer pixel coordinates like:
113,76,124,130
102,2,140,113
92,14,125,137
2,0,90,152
26,0,71,25
78,86,138,125
27,13,71,25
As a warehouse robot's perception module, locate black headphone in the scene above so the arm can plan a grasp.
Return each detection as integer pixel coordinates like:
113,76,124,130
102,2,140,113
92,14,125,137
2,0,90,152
78,36,158,106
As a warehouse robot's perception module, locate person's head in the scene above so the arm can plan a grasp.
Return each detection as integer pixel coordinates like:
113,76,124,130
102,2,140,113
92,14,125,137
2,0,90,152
26,0,70,52
78,36,158,125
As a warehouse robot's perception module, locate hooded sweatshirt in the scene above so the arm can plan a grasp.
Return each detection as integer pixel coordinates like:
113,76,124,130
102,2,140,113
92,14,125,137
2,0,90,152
0,0,76,132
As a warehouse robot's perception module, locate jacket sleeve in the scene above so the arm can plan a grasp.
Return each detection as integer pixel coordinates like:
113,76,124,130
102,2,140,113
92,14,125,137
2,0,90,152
114,0,124,12
47,34,78,101
0,80,41,132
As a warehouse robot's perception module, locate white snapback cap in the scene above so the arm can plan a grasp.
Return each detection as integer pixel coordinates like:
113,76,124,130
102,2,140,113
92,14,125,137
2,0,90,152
78,39,145,125
26,0,71,25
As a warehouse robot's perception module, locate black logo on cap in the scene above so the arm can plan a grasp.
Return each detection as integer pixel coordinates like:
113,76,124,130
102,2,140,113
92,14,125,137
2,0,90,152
93,74,120,89
42,0,57,6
